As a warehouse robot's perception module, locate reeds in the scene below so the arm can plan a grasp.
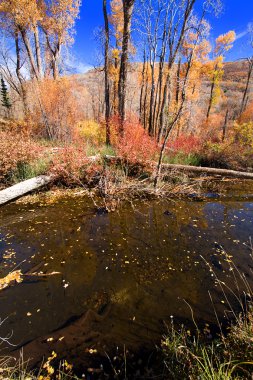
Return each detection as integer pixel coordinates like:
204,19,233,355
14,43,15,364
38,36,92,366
161,240,253,379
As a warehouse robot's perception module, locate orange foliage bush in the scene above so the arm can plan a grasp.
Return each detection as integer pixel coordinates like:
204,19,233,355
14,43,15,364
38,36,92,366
202,114,226,142
30,78,81,141
112,117,158,166
0,129,42,180
50,145,101,185
239,101,253,123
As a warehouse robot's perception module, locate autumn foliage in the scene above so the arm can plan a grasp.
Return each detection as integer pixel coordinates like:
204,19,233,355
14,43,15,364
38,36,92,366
113,118,158,166
239,101,253,123
50,145,101,185
167,135,202,155
0,128,42,181
30,78,81,141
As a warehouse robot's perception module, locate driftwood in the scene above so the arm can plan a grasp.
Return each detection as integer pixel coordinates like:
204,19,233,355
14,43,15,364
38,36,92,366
161,163,253,179
0,175,53,206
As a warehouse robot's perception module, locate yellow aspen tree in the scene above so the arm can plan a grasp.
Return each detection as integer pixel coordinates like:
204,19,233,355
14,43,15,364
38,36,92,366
41,0,81,79
0,0,43,79
206,30,236,119
109,0,123,113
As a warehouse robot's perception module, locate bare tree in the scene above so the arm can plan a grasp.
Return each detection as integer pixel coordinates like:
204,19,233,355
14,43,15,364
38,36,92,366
157,0,196,143
239,23,253,117
103,0,111,145
137,0,172,136
0,34,29,116
118,0,135,134
154,4,217,187
139,46,146,124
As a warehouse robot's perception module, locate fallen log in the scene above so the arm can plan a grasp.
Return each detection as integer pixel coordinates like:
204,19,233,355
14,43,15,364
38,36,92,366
104,155,253,179
0,175,53,206
160,163,253,179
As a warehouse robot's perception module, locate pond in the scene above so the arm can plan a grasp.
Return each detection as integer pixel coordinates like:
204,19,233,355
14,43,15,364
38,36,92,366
0,180,253,375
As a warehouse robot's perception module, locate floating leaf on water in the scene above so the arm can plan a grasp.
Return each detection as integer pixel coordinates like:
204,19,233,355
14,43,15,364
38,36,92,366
87,349,98,354
0,270,23,291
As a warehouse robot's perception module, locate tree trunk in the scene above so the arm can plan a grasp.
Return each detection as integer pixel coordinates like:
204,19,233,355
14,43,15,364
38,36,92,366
160,163,253,179
239,59,253,117
153,9,169,137
147,8,160,136
14,31,29,116
139,48,146,123
52,46,60,80
19,28,39,80
118,0,135,134
113,39,120,114
0,176,53,206
148,61,155,135
222,109,229,142
44,31,60,80
157,70,170,143
34,25,43,79
175,58,181,105
206,80,215,119
153,52,166,137
103,0,111,145
206,63,218,119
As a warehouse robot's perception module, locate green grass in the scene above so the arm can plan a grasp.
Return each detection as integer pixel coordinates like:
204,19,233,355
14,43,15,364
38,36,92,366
99,144,116,157
162,319,253,379
11,158,50,183
163,152,202,166
85,143,116,157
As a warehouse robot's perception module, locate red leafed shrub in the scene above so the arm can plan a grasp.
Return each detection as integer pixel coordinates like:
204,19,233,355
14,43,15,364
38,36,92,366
0,129,42,180
114,119,158,166
239,101,253,123
167,134,201,155
50,145,101,185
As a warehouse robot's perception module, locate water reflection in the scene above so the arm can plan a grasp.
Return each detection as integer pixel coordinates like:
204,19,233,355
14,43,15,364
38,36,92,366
0,189,252,367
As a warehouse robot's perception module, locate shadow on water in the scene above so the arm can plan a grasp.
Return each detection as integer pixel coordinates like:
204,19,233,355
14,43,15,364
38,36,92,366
0,180,253,375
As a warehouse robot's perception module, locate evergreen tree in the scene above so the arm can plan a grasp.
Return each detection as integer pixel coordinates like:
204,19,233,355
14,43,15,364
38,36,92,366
1,76,12,114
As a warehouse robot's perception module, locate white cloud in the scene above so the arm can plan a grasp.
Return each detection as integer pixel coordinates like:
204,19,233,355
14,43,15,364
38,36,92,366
73,60,93,73
235,29,248,40
235,22,253,41
62,49,92,74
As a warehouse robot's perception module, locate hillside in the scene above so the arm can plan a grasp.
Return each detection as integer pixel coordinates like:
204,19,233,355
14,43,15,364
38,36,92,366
73,60,252,122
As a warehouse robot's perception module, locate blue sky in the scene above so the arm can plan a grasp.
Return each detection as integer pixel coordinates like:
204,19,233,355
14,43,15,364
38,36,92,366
70,0,253,73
